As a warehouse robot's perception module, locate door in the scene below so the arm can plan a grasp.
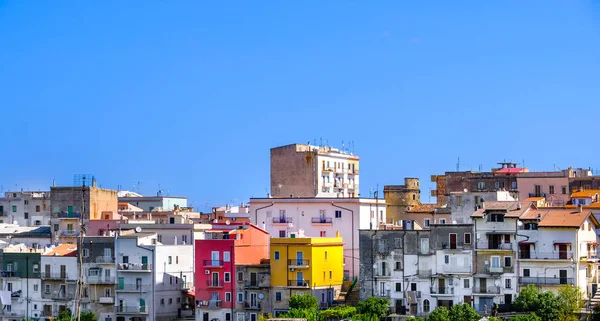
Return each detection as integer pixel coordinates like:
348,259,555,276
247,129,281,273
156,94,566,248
439,279,445,294
104,248,111,258
480,279,487,293
559,245,568,260
450,234,457,249
140,299,146,312
45,265,50,278
560,270,568,284
250,272,257,287
464,296,472,306
104,269,111,283
519,244,530,259
118,277,124,290
211,251,219,266
119,299,124,312
212,272,219,287
141,256,148,266
136,278,142,291
250,292,257,307
296,271,304,286
250,314,257,321
203,313,209,321
60,265,66,279
296,252,303,265
505,294,512,305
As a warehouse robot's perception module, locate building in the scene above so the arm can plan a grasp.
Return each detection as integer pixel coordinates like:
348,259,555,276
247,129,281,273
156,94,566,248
249,197,386,279
447,191,516,224
270,143,359,198
115,232,194,321
235,261,271,321
516,172,570,206
269,233,344,314
200,205,251,224
0,225,51,250
81,236,117,321
118,192,188,212
0,245,43,321
40,244,78,318
384,178,424,224
0,191,51,226
195,224,269,321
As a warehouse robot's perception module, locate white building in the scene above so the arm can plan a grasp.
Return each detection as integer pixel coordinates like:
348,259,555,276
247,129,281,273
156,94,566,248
115,232,194,321
250,197,385,279
40,244,79,318
270,143,360,198
118,193,188,212
0,191,51,227
447,191,516,224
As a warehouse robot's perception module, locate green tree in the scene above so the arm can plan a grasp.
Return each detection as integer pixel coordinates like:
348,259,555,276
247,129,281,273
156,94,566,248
56,309,73,321
80,310,98,321
536,291,561,321
591,305,600,321
319,306,357,321
509,314,542,321
290,294,319,310
357,297,390,318
448,303,479,321
556,285,583,320
427,306,450,321
282,308,317,321
514,284,540,311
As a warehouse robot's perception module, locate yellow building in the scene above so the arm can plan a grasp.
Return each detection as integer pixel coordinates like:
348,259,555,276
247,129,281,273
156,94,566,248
270,233,344,313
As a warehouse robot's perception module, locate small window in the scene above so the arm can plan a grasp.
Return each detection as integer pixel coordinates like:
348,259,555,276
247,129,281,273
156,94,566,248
33,264,39,273
412,194,416,201
33,284,39,292
169,298,173,305
464,279,470,288
274,251,280,260
523,269,530,277
275,292,282,301
456,196,463,206
505,279,512,289
464,233,471,244
549,185,555,194
335,210,342,218
279,230,286,238
439,219,446,224
424,219,430,228
324,251,328,260
504,257,512,267
320,231,326,237
12,206,16,213
161,298,165,305
395,262,401,271
444,255,449,264
36,205,40,212
224,252,231,262
511,181,517,189
24,200,29,205
224,272,230,283
225,292,231,302
44,284,51,294
237,272,243,281
226,313,231,321
562,186,567,194
168,256,172,264
237,293,244,302
82,249,89,258
395,283,402,292
24,212,28,219
477,182,485,190
329,271,332,279
423,299,430,313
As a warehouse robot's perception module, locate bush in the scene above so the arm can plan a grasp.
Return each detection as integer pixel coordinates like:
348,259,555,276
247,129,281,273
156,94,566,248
427,306,450,321
448,303,479,321
319,306,357,321
357,297,390,318
290,294,319,310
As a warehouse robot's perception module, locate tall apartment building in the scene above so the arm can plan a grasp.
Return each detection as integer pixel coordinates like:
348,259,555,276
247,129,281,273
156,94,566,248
0,191,51,226
40,244,78,319
270,144,359,198
81,237,117,321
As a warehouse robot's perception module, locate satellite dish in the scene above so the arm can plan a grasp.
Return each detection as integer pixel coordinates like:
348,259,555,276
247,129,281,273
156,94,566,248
258,293,264,299
135,226,142,233
12,220,18,225
484,260,489,265
494,280,501,287
463,188,468,193
288,223,293,228
226,220,231,225
213,219,218,223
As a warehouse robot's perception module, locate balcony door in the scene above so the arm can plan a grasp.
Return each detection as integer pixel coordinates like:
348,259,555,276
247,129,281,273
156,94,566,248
212,272,219,286
211,251,220,266
559,245,568,260
560,270,568,284
480,279,487,293
250,272,257,287
519,244,530,259
449,234,457,249
250,292,257,307
439,279,445,294
296,271,304,286
296,252,303,265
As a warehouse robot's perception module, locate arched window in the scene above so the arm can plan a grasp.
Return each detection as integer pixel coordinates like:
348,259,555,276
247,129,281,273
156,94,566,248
423,299,430,312
412,194,416,201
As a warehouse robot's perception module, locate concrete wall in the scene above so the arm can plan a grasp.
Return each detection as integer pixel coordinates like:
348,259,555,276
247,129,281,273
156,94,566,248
270,144,316,197
517,176,569,205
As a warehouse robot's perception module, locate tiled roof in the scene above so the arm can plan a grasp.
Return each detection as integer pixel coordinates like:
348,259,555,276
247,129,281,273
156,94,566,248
571,190,600,198
496,167,527,174
538,208,596,228
471,201,534,218
407,204,438,213
44,244,77,257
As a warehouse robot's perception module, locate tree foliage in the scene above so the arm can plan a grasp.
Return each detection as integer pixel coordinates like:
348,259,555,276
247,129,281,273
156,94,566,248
514,285,540,311
356,297,390,318
448,303,479,321
319,306,357,321
508,314,542,321
427,306,450,321
290,294,319,310
556,285,583,320
80,310,98,321
281,308,318,321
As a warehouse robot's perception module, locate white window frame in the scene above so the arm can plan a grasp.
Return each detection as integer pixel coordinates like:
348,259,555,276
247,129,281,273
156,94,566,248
224,251,231,262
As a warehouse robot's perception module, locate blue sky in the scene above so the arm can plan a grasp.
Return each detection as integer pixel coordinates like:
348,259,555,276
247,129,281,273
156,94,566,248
1,1,600,210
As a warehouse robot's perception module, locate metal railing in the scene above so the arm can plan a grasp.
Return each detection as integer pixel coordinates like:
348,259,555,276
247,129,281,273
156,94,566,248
374,269,391,277
518,252,573,260
311,217,333,224
117,284,150,292
99,296,114,304
206,280,224,288
519,277,574,285
87,276,115,284
118,263,152,271
51,292,75,300
53,212,81,219
473,286,501,294
203,260,224,267
476,242,513,250
430,287,454,295
0,309,24,316
273,217,293,223
288,259,310,266
529,193,546,198
288,279,310,287
244,302,261,310
116,306,147,314
95,256,114,263
244,281,267,288
486,266,513,273
41,272,69,280
60,230,80,237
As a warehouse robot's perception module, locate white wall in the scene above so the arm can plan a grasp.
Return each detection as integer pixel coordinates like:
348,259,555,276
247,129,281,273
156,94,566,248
155,245,194,319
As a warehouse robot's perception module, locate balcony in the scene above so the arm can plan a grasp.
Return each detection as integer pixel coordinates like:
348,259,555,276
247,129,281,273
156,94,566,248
197,300,222,308
245,281,267,289
348,169,359,175
99,296,115,304
11,290,21,298
376,290,391,298
117,284,150,292
288,279,310,288
53,212,81,219
51,292,75,300
206,280,224,288
95,256,115,264
430,287,454,295
41,272,69,280
288,259,310,268
87,276,115,284
518,252,573,260
374,269,391,278
519,277,574,285
116,306,148,314
203,260,224,268
244,302,262,310
417,269,432,277
473,286,501,294
440,265,471,274
581,254,600,263
272,217,293,224
486,266,513,274
60,230,80,237
529,193,546,198
322,167,334,173
311,217,332,224
0,309,24,317
476,242,513,251
118,263,152,271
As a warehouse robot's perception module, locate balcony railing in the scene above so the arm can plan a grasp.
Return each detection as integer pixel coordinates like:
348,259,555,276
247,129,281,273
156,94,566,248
87,276,115,284
244,281,267,288
118,263,152,271
51,292,75,300
288,279,310,287
60,230,80,237
203,260,224,267
486,266,513,274
529,193,546,198
322,167,333,172
473,286,501,294
244,302,261,310
41,272,69,280
518,252,573,260
116,306,148,314
99,296,115,304
273,217,293,224
117,284,150,292
519,277,574,285
95,256,115,264
374,269,391,277
288,259,310,267
476,242,513,250
206,280,224,288
417,269,432,277
348,169,359,175
197,300,222,308
0,309,24,317
311,217,332,224
53,212,81,219
430,287,454,295
440,266,471,274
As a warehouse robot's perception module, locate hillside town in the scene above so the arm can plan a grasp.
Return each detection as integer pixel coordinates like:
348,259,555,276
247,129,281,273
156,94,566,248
1,143,600,321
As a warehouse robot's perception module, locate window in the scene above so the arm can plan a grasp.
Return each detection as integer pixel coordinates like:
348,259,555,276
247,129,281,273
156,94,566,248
123,256,129,263
464,233,472,244
423,299,430,313
36,205,40,212
335,210,342,218
444,255,449,264
490,213,505,222
491,256,501,268
279,230,286,237
562,186,567,194
225,272,231,283
224,251,231,262
395,262,401,271
44,284,51,294
329,271,332,279
237,293,244,302
523,269,530,277
275,292,282,301
53,224,59,232
324,251,328,261
160,298,165,305
24,200,29,205
24,212,28,219
394,238,401,248
505,279,512,289
411,283,417,291
549,185,555,194
176,256,179,264
168,256,172,264
412,194,416,201
169,298,173,305
395,283,402,292
477,182,485,190
439,219,446,224
495,182,505,189
424,219,430,228
82,249,89,258
105,288,111,297
182,235,188,243
464,279,470,288
511,181,517,189
237,272,243,281
274,251,280,260
177,297,180,303
504,257,512,267
33,284,39,292
456,196,463,206
12,206,16,213
226,313,231,321
33,264,39,273
320,231,326,237
225,292,231,302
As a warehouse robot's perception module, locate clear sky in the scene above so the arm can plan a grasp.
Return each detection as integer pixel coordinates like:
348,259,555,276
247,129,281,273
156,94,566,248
1,1,600,210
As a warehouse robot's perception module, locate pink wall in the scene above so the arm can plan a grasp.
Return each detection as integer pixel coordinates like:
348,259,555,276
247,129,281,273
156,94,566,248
88,219,125,236
517,176,569,206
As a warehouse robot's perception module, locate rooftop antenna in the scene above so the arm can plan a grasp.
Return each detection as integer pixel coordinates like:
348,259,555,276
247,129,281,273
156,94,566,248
350,141,355,155
456,157,460,171
320,137,323,147
522,159,525,168
478,164,482,172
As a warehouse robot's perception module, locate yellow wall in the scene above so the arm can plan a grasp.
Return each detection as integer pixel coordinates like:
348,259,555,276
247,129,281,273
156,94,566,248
270,237,344,288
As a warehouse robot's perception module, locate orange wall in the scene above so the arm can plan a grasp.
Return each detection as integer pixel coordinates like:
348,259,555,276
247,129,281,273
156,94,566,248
234,226,269,265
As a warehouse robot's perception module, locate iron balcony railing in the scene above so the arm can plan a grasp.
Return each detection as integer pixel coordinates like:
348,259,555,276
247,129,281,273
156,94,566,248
430,287,454,295
244,302,261,310
288,279,310,287
203,260,224,267
529,193,546,198
311,217,333,224
288,259,310,266
118,263,152,271
518,252,573,260
206,280,224,288
95,256,115,264
519,277,574,285
473,286,501,294
41,272,70,280
117,284,150,292
51,292,75,300
60,230,80,237
273,217,293,224
87,276,115,284
116,306,147,314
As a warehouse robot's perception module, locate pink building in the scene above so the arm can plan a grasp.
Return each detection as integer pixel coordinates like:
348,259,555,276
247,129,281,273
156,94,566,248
517,172,570,206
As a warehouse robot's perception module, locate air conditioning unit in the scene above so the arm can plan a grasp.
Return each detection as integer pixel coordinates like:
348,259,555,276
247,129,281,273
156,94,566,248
289,268,295,272
205,270,210,275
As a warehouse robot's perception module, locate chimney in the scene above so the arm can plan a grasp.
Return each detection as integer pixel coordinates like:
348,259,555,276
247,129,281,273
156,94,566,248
517,203,522,210
578,204,583,213
481,200,485,209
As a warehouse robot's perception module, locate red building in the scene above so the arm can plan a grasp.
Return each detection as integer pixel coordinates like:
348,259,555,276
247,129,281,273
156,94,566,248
195,223,269,321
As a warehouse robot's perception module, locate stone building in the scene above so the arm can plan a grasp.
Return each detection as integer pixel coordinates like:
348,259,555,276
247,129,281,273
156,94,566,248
384,178,441,224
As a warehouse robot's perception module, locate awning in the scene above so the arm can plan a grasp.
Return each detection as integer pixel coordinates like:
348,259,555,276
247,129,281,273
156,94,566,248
184,290,195,298
519,241,536,244
553,242,571,245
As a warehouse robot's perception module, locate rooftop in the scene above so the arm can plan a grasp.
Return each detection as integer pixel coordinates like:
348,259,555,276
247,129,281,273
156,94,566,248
537,208,598,228
571,190,600,199
43,244,77,257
